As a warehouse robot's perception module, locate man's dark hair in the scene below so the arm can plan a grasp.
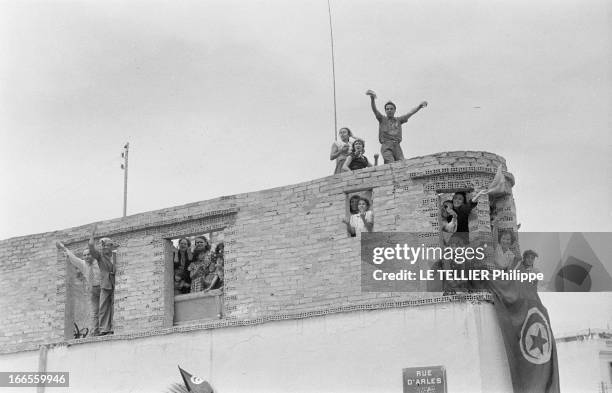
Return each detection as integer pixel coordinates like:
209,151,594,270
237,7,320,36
384,101,396,110
523,249,538,259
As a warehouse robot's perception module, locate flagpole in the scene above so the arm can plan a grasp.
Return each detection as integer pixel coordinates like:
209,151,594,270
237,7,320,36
327,0,338,141
121,143,129,217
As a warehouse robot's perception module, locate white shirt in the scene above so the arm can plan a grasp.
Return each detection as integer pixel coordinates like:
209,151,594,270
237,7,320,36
65,250,101,287
350,211,373,236
495,245,515,269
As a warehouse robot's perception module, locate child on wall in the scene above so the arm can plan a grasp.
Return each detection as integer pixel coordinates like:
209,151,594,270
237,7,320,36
330,127,362,174
495,230,519,271
452,190,487,242
342,139,372,172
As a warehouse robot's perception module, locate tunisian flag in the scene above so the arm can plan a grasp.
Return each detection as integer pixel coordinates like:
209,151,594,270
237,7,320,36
178,366,214,393
488,279,560,393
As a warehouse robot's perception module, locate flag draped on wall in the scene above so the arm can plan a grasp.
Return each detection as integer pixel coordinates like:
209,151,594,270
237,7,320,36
488,279,560,393
178,366,214,393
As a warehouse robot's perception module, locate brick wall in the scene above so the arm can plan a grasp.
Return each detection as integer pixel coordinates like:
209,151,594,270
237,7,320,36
0,151,516,353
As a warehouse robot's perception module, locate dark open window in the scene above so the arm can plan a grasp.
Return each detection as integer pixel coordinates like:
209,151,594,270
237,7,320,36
345,189,373,237
166,230,225,325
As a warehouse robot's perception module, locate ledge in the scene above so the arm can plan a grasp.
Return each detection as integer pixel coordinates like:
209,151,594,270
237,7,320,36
62,208,239,244
174,289,223,302
0,293,494,355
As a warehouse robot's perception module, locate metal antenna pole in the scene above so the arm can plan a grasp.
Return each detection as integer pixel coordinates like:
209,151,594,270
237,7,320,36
327,0,338,141
121,143,129,217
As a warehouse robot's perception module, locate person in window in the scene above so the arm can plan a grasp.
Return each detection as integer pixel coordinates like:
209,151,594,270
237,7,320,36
452,190,487,242
174,268,191,295
342,139,372,172
495,230,518,270
87,224,118,336
342,197,373,237
514,250,541,287
173,238,193,287
204,258,223,291
56,241,102,336
330,127,362,174
441,233,472,295
193,236,210,255
189,248,211,293
211,242,224,265
439,200,457,246
210,242,225,289
349,195,361,214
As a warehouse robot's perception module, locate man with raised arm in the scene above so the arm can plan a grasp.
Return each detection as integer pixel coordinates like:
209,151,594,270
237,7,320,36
88,224,118,336
56,241,102,336
366,90,427,164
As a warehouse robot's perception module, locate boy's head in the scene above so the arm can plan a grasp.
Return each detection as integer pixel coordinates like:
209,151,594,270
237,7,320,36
522,250,538,267
384,101,396,117
100,237,118,255
352,139,365,153
441,200,454,217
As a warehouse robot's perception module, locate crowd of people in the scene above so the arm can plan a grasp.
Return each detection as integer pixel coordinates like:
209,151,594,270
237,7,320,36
435,191,539,294
55,89,528,335
330,90,427,175
173,236,225,295
56,226,224,337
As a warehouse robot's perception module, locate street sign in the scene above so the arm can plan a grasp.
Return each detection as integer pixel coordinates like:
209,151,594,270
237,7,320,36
403,365,447,393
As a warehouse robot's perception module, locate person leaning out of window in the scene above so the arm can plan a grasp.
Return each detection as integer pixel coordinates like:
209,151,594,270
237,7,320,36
342,197,373,237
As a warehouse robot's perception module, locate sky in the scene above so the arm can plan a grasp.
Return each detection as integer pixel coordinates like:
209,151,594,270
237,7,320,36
0,0,610,332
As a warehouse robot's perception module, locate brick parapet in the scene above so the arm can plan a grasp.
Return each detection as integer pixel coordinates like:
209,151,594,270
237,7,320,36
0,151,516,353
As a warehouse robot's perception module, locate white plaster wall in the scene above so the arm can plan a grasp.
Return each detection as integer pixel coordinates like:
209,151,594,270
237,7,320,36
0,302,513,393
0,350,41,393
556,339,609,393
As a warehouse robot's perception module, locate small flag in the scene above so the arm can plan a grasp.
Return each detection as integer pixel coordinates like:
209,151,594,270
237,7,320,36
488,279,560,393
178,366,213,393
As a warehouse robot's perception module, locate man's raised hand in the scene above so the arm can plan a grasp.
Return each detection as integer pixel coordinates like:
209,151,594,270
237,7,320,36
366,90,377,99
